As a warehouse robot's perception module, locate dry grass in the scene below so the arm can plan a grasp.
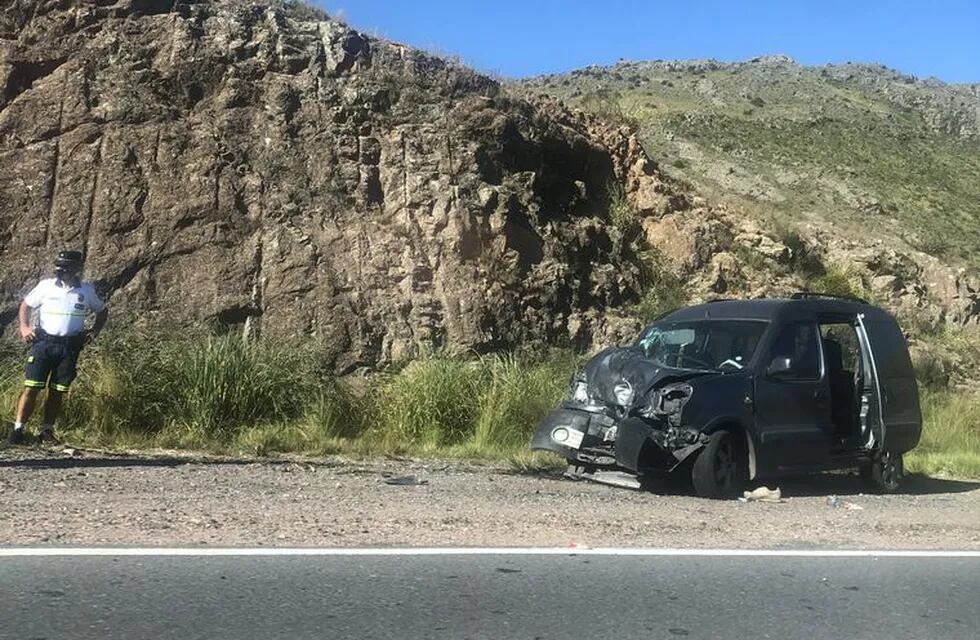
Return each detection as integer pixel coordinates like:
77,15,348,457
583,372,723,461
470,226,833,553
2,331,976,479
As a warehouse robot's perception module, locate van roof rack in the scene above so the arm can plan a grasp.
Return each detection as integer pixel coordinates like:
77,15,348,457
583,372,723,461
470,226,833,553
791,291,869,304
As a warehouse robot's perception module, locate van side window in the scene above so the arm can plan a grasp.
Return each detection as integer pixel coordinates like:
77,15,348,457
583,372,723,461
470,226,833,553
820,322,862,376
768,321,821,380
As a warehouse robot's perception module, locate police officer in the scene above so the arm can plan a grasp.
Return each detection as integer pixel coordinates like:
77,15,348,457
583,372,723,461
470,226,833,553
8,251,108,445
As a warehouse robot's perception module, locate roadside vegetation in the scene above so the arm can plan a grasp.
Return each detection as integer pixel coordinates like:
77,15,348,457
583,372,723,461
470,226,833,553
0,330,573,469
907,390,980,478
1,327,977,478
904,323,980,478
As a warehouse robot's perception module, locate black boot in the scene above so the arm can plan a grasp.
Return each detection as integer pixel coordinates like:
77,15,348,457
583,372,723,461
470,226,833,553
6,428,27,446
38,429,59,445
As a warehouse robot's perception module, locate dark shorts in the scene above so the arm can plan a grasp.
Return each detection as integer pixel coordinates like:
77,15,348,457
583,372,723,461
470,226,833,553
24,336,85,392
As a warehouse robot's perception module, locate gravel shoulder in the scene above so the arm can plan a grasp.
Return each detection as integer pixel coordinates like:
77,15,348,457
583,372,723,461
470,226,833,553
1,447,978,549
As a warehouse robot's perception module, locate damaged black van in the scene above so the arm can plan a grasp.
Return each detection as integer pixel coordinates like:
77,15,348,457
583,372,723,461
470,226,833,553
531,294,922,498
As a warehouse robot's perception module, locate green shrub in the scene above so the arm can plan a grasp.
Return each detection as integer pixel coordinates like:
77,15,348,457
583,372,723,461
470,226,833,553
909,325,980,390
773,224,824,279
731,243,771,273
911,227,949,257
371,356,484,449
806,265,866,299
935,325,980,369
912,349,951,391
606,181,640,235
166,334,311,438
280,0,331,22
578,89,640,132
907,391,980,478
471,353,574,451
634,249,687,320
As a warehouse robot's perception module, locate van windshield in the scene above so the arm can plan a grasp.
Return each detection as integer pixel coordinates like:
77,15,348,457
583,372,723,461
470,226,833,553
635,320,769,372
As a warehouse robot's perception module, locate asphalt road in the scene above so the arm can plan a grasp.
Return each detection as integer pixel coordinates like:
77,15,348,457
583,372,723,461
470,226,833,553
1,550,977,640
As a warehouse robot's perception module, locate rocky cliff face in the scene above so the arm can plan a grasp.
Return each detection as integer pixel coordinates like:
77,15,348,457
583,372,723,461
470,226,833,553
0,0,684,370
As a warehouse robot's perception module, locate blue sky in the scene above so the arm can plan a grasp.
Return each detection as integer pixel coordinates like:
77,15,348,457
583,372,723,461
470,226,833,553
319,1,980,83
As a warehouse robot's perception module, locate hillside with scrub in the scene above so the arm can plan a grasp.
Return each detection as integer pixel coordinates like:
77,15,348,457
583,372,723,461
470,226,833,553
520,56,980,266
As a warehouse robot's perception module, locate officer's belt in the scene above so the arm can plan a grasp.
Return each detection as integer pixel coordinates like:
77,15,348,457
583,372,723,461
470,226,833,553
36,330,85,345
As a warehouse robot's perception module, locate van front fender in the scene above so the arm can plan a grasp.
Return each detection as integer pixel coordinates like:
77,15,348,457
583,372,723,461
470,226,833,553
615,417,704,474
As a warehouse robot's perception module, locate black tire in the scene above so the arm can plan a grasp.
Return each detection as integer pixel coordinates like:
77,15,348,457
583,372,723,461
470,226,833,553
860,449,903,493
692,430,744,499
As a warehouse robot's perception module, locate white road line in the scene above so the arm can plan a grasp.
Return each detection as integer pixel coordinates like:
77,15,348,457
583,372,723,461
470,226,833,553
0,547,978,558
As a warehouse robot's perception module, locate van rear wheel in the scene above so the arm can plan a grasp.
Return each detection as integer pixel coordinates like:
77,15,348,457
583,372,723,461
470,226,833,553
692,430,744,499
860,450,903,493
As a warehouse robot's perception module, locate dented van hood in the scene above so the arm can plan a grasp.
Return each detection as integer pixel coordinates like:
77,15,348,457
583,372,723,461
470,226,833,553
583,346,713,407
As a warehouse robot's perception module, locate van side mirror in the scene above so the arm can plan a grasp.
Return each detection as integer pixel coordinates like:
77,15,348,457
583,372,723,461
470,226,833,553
767,356,793,377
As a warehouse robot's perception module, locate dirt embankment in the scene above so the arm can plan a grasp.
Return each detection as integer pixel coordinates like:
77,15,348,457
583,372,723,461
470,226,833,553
1,448,978,549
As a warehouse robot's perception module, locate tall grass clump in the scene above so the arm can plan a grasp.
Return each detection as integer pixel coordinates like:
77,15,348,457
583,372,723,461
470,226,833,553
159,334,315,447
773,224,824,280
59,331,180,444
371,356,484,450
1,328,343,451
607,181,640,235
304,380,366,440
579,89,640,132
366,351,579,457
909,324,980,391
634,248,687,320
235,379,369,456
906,390,980,478
4,326,978,478
470,353,575,453
1,330,582,460
0,342,25,424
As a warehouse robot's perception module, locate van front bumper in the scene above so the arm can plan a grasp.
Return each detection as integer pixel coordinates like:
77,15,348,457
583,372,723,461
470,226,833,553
531,407,703,474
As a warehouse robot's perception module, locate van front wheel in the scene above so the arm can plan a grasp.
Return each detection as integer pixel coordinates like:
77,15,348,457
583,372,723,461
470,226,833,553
860,450,903,493
692,430,744,499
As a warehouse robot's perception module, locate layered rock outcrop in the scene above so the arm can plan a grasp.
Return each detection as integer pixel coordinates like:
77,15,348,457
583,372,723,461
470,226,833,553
0,0,682,370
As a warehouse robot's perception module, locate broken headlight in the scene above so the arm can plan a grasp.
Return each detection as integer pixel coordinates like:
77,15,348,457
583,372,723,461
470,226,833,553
640,382,693,426
613,381,634,407
568,374,589,404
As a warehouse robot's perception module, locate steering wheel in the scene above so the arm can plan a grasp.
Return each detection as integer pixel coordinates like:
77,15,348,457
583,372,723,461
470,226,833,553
718,358,744,370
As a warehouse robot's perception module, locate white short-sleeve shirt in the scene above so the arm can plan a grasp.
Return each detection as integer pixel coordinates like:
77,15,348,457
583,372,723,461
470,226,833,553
23,278,106,337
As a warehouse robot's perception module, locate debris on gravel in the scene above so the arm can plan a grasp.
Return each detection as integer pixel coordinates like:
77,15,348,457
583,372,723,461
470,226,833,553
1,448,978,549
